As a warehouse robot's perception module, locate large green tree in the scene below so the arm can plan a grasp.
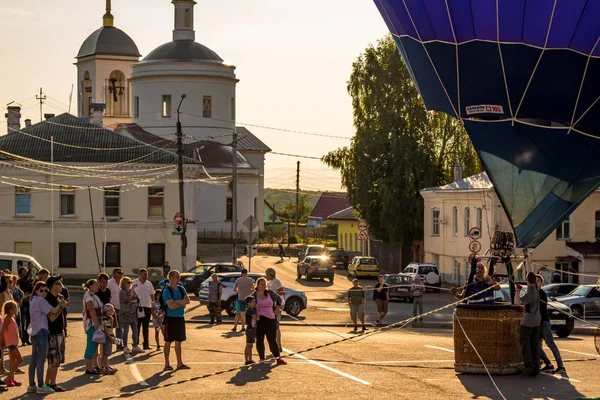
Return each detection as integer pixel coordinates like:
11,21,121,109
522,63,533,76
323,35,478,244
276,194,312,223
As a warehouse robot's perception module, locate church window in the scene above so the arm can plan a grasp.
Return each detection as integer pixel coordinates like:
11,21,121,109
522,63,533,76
231,98,235,121
203,96,212,118
162,95,172,118
184,9,191,27
134,97,139,119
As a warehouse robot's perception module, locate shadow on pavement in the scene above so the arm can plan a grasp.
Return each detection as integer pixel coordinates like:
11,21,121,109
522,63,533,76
457,371,585,400
226,363,275,387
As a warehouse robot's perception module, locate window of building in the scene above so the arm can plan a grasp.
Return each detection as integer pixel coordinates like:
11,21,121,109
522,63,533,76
14,242,32,255
105,187,120,218
134,96,139,119
226,197,233,221
231,98,236,121
59,243,77,268
147,243,166,267
203,96,212,118
431,209,440,236
104,242,121,267
254,197,258,218
60,186,76,216
354,233,358,251
464,207,470,236
596,211,600,240
161,95,171,118
15,186,31,215
184,8,191,26
476,207,483,230
452,207,458,236
432,254,440,267
148,187,164,217
556,217,571,240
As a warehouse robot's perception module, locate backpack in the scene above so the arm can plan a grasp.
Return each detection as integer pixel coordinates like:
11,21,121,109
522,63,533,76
159,285,186,313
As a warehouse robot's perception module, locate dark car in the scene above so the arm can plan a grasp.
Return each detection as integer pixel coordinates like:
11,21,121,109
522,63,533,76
495,285,574,338
297,256,334,282
329,249,351,269
542,283,579,298
384,273,414,302
180,263,243,295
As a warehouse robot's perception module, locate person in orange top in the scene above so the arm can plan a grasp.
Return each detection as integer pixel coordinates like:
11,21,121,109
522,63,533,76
2,300,23,388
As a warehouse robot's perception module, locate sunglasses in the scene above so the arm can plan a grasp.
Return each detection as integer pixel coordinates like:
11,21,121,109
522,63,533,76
38,288,49,293
126,282,132,285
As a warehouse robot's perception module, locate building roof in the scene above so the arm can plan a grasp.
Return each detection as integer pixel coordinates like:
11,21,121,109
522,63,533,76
421,172,492,192
567,242,600,257
116,123,253,169
234,127,272,152
0,114,200,165
310,192,351,219
264,200,282,224
327,206,358,221
77,27,141,58
141,40,223,64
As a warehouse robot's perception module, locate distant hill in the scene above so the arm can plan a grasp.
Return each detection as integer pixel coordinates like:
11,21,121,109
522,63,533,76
265,188,321,210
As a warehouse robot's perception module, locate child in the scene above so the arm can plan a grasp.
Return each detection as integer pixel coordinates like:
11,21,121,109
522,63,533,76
411,276,426,325
100,304,118,374
244,295,259,365
151,290,164,350
2,300,23,388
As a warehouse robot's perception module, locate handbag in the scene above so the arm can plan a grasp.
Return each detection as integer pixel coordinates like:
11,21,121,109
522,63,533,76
92,329,106,344
137,306,146,319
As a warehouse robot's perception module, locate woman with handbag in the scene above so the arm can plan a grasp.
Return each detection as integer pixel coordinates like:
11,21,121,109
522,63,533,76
119,277,143,355
82,279,103,375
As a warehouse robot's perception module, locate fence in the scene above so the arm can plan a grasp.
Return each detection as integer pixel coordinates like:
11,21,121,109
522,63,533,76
197,224,338,245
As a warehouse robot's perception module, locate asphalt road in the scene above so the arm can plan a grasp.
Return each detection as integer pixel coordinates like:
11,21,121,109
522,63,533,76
3,325,599,399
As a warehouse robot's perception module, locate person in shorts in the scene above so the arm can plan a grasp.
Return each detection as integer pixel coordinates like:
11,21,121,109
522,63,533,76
373,275,389,325
233,269,254,332
347,279,366,333
244,296,259,365
162,270,190,371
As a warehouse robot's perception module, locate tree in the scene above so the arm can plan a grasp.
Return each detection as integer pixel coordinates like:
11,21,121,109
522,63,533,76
276,194,312,223
323,35,478,244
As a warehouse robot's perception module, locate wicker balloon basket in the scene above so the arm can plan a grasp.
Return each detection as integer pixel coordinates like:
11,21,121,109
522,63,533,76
454,304,523,374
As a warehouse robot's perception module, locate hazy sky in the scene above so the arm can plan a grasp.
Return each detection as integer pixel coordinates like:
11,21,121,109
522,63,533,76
0,0,388,192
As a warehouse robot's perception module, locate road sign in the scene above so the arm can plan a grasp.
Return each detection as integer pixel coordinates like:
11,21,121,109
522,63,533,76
243,215,259,231
269,213,278,223
173,212,184,234
469,226,482,240
283,222,289,233
357,231,369,241
358,221,368,232
469,240,482,253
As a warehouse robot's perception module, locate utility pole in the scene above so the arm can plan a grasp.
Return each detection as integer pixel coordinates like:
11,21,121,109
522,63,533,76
232,128,238,262
36,88,46,122
176,94,187,271
295,161,300,238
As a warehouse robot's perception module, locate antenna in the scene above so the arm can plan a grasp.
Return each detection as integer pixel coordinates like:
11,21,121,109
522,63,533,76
36,87,46,122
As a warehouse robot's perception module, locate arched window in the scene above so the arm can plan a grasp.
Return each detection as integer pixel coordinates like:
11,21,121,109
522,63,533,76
464,207,470,236
476,207,483,230
82,71,92,117
106,70,128,117
431,208,440,236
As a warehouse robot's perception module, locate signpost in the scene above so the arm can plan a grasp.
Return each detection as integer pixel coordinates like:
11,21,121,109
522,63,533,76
358,220,370,256
243,215,259,272
467,226,482,255
173,212,183,236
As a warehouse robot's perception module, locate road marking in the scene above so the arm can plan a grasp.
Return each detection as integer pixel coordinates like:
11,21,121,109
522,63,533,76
424,345,455,353
282,348,372,385
125,355,149,386
559,349,599,358
539,372,582,383
137,359,454,366
318,307,350,311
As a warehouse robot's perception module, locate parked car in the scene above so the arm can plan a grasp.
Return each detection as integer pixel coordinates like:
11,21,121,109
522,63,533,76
542,283,579,298
297,256,334,282
348,256,380,279
180,263,244,295
297,244,326,260
403,263,441,292
494,285,574,338
328,249,351,269
384,273,414,302
197,272,308,317
555,285,600,318
0,252,43,277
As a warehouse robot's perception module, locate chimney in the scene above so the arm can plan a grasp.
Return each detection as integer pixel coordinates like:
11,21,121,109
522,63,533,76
44,113,55,120
454,162,463,182
90,103,106,127
24,119,32,127
5,105,21,133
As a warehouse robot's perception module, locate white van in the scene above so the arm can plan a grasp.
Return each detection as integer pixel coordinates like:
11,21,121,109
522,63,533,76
0,252,43,277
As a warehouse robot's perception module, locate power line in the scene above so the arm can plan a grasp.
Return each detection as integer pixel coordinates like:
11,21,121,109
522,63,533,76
270,152,322,160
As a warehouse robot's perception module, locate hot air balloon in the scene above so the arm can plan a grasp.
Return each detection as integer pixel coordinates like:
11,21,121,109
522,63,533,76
373,0,600,250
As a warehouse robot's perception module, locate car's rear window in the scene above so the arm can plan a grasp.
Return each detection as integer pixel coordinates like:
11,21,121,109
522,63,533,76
0,259,11,272
420,265,438,274
386,276,411,284
359,258,377,265
330,250,348,257
307,247,325,255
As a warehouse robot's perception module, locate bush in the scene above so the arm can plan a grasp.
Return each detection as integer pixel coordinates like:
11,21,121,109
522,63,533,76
288,235,300,244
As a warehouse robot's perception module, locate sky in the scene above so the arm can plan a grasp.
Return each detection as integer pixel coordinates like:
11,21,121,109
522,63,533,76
0,0,389,192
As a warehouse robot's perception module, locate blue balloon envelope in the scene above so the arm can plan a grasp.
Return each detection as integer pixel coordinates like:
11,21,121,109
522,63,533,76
374,0,600,248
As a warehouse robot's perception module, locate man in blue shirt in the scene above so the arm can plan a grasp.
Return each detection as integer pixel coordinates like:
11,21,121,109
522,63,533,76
162,270,190,371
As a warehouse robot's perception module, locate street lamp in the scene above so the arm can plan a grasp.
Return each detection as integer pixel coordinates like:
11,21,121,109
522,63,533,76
176,94,187,270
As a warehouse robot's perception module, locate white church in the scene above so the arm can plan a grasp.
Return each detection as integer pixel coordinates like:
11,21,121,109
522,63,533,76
74,0,270,239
